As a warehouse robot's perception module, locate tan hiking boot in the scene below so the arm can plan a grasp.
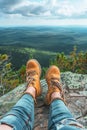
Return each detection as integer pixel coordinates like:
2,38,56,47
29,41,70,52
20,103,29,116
25,59,41,100
45,65,64,105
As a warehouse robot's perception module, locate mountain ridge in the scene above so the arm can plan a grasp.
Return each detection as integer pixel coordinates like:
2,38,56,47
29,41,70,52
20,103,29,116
0,27,87,53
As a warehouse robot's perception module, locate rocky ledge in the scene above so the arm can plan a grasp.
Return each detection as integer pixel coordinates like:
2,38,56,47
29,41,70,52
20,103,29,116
0,72,87,129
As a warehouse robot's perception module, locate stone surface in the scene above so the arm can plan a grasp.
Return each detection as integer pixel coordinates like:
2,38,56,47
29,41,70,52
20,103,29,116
0,72,87,129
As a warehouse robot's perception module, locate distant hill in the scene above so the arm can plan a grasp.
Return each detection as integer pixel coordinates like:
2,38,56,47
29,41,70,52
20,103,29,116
0,46,56,69
0,26,87,69
0,26,87,54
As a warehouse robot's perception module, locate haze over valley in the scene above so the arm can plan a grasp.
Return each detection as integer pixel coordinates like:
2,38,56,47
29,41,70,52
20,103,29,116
0,26,87,69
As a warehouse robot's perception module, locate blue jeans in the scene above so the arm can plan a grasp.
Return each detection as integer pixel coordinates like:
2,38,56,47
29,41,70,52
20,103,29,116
48,100,83,130
0,94,83,130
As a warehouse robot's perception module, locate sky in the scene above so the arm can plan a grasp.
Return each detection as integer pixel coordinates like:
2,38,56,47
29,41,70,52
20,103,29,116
0,0,87,27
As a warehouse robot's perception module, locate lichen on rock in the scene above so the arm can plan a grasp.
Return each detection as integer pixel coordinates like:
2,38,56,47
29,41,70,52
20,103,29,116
0,72,87,129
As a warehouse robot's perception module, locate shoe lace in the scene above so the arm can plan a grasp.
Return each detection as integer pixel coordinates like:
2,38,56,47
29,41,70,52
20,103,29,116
51,77,64,100
25,70,38,104
26,70,37,86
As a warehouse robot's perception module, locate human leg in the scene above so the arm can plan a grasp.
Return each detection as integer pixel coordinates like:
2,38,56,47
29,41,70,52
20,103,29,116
45,66,83,130
0,59,42,130
0,124,12,130
0,93,34,130
49,95,83,130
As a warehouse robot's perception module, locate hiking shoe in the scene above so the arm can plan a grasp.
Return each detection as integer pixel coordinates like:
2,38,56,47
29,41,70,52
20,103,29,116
25,59,41,100
45,65,64,105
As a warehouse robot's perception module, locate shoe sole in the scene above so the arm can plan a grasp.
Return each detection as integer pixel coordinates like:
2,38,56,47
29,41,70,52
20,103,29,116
31,59,41,77
45,65,58,79
26,59,42,77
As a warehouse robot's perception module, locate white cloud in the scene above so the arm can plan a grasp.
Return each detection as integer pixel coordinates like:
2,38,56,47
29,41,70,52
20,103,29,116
0,0,87,24
49,0,87,18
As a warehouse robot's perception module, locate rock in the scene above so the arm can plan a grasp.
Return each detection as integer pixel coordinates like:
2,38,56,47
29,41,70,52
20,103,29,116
0,71,87,129
61,72,87,90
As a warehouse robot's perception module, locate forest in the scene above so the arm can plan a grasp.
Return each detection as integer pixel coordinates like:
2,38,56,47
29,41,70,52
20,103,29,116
0,46,87,96
0,26,87,96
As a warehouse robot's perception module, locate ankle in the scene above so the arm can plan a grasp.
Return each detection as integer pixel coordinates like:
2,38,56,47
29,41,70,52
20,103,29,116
25,86,36,98
51,92,61,101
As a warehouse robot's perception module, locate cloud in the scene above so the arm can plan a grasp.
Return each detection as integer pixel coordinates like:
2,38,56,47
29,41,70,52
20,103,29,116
13,4,48,17
51,0,87,19
0,0,49,17
0,0,23,14
0,0,87,19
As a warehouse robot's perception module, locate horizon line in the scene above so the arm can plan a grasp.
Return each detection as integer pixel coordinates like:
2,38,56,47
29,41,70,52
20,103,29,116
0,25,87,28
